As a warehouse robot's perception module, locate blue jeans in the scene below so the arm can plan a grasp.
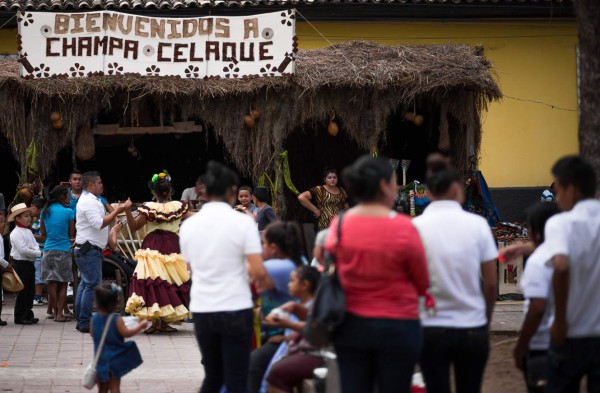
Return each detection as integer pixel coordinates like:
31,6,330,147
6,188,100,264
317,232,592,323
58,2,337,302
193,309,254,393
333,312,422,393
74,249,102,330
420,325,489,393
547,337,600,393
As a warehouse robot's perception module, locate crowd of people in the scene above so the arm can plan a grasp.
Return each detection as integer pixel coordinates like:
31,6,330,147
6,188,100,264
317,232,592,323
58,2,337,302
0,153,598,393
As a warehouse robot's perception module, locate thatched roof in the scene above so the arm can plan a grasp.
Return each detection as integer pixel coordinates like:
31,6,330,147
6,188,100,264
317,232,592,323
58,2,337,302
0,41,501,178
0,0,573,11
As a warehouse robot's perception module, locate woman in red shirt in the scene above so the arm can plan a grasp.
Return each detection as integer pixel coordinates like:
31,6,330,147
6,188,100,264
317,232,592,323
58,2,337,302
326,156,429,393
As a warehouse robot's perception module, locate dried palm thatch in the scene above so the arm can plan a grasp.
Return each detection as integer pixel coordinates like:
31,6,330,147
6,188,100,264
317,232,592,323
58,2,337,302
75,122,95,160
0,41,501,178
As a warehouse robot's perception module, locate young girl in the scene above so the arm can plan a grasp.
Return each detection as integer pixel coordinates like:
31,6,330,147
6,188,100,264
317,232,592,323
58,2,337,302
264,266,322,393
253,186,277,232
91,283,147,393
8,203,41,325
235,186,259,216
248,221,303,393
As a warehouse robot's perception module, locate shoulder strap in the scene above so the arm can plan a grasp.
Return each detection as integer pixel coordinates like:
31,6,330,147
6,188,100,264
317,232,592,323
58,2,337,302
324,211,345,273
92,314,116,367
335,210,345,251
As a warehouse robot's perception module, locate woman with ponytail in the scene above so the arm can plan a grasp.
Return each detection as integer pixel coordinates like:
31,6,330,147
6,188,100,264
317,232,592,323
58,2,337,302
39,185,75,322
248,221,303,393
412,153,498,393
328,155,429,393
124,171,194,334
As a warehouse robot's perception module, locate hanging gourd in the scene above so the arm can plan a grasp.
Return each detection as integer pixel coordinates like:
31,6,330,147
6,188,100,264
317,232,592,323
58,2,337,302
244,115,256,129
327,115,339,136
52,118,65,130
404,111,415,122
413,115,424,126
250,109,261,120
51,112,65,130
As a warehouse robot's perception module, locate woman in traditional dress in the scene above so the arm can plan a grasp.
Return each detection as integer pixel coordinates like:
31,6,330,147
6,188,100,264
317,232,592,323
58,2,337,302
124,172,193,333
298,168,349,231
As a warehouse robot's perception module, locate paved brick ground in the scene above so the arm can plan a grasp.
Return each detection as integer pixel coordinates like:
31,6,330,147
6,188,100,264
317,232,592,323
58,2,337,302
0,296,203,393
0,296,522,393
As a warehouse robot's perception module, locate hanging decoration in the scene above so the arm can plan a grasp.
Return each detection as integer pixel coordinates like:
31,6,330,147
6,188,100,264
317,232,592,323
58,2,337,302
50,112,65,130
401,159,411,186
414,181,430,207
244,115,256,129
327,115,339,136
279,150,300,196
413,114,424,126
127,137,141,160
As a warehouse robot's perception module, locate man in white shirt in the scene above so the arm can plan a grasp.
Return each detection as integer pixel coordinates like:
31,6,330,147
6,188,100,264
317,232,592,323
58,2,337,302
73,171,124,333
181,175,208,209
180,161,267,393
543,156,600,392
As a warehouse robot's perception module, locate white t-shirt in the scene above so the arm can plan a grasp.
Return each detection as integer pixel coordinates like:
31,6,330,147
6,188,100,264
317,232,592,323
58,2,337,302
520,242,554,350
75,191,109,249
181,187,198,202
413,200,498,328
10,227,42,261
544,199,600,338
180,201,262,313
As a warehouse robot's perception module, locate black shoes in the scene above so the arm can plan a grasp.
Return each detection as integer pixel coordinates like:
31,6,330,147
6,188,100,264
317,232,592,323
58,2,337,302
15,318,39,325
0,319,7,326
77,326,90,333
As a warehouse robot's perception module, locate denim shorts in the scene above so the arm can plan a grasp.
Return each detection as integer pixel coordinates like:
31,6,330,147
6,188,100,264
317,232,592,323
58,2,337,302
34,254,46,285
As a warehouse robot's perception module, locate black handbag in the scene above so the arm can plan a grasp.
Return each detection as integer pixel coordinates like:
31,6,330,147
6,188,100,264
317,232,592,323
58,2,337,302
303,211,345,347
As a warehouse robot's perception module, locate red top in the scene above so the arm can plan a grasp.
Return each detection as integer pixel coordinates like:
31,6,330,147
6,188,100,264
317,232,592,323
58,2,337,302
326,213,429,320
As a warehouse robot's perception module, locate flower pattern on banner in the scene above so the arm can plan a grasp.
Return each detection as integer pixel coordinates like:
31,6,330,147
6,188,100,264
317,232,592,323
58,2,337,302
185,65,200,78
259,64,278,77
107,62,123,75
33,63,50,78
17,12,34,27
146,65,161,76
280,10,295,27
69,63,86,77
223,63,240,79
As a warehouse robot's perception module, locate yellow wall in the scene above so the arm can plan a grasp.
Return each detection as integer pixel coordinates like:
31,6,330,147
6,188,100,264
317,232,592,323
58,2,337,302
295,20,579,187
0,19,578,187
0,29,16,53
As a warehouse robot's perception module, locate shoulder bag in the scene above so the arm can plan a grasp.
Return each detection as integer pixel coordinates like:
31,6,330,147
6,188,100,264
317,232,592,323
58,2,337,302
83,314,115,390
303,211,346,347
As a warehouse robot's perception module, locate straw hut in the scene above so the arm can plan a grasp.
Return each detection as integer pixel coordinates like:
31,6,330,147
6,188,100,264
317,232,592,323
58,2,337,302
0,40,500,210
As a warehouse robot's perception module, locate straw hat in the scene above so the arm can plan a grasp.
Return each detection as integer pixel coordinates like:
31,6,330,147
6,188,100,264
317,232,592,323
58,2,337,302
7,203,35,223
2,269,24,292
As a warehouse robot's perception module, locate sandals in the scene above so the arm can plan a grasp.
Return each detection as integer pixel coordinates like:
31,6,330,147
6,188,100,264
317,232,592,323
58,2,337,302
54,316,72,322
144,324,178,334
144,325,160,334
161,325,178,333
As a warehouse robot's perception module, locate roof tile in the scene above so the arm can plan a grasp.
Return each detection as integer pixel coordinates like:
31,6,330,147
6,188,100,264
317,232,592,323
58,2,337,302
0,0,573,11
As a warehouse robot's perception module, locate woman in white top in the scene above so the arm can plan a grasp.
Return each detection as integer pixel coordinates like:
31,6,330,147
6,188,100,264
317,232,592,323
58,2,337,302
412,154,497,393
180,161,268,393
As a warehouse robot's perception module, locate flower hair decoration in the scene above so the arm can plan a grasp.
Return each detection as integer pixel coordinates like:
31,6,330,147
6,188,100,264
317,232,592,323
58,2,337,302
151,170,171,184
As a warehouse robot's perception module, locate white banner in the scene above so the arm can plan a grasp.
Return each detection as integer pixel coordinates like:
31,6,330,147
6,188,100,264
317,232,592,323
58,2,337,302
17,10,297,79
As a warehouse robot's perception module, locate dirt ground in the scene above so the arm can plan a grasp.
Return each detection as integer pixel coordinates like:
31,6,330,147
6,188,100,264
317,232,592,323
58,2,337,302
482,333,527,393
